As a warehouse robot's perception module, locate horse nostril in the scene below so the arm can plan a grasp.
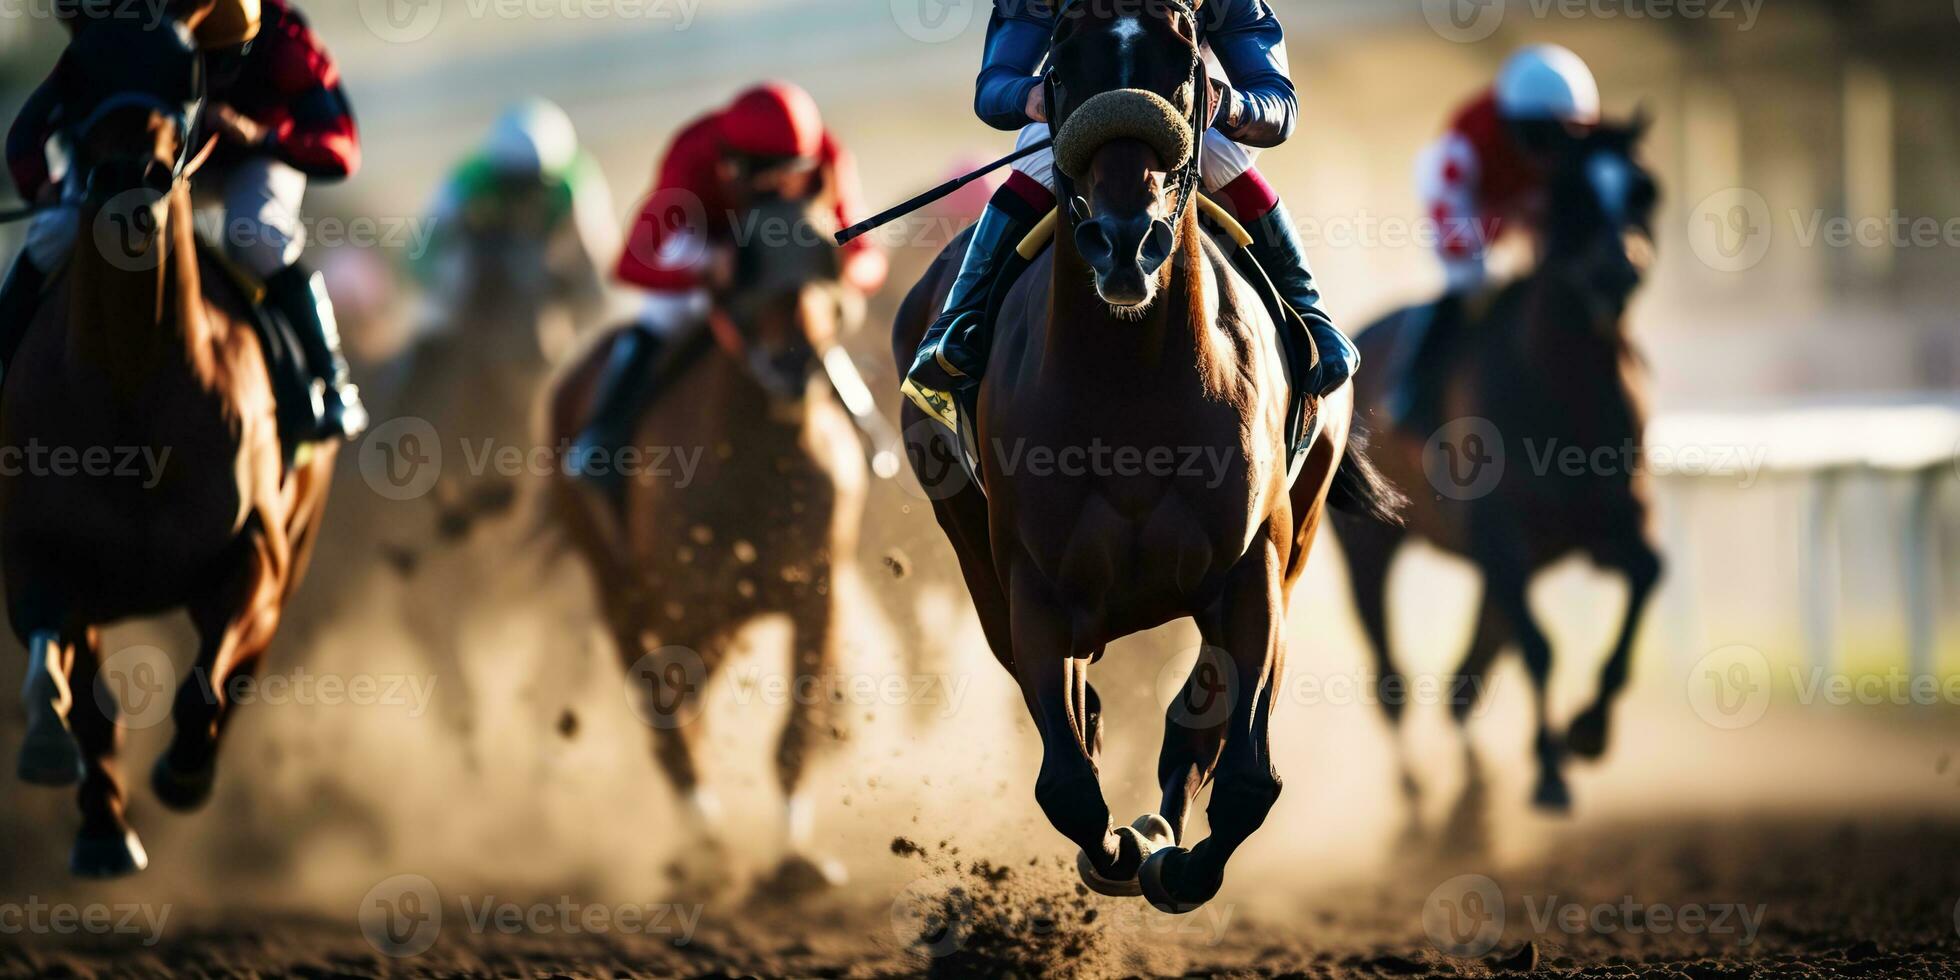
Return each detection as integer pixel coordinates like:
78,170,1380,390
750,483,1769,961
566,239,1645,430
1137,219,1174,275
1075,219,1114,271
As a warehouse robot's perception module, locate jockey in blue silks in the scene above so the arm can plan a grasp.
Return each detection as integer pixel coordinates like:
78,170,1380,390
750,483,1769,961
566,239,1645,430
902,0,1358,412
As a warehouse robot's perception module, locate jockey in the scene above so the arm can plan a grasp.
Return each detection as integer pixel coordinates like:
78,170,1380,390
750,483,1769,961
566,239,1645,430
902,0,1359,415
1392,43,1599,430
569,81,886,488
415,99,616,328
1,0,366,441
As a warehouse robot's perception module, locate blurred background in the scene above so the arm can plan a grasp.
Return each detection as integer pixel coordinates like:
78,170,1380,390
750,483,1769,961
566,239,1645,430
0,0,1957,974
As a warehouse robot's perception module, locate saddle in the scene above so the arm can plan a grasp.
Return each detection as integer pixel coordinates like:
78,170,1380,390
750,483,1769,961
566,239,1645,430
943,196,1322,495
195,239,315,467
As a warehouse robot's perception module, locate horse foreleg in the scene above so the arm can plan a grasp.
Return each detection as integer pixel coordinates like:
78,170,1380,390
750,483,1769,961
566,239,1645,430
1480,557,1567,813
1448,588,1512,728
16,630,82,786
771,580,848,890
66,627,146,877
1142,547,1286,915
614,608,724,835
157,534,283,813
1008,566,1137,894
1568,540,1663,760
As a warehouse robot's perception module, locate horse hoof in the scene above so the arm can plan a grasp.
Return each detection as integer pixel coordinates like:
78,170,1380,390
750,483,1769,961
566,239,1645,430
17,711,84,787
1565,707,1610,760
1138,846,1209,915
1075,819,1162,898
151,754,217,812
1531,776,1572,814
763,852,848,898
70,829,148,878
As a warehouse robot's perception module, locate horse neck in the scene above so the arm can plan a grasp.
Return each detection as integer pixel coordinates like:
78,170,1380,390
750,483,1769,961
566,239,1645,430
1516,271,1645,437
1048,206,1211,380
68,186,215,393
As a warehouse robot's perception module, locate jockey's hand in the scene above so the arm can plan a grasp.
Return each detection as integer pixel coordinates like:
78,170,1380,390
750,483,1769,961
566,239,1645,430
210,103,268,148
1025,86,1047,124
842,248,887,296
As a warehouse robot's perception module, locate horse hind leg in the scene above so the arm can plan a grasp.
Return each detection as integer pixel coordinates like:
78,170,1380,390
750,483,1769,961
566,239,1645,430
66,627,147,878
17,630,84,786
1567,540,1662,760
1142,555,1286,915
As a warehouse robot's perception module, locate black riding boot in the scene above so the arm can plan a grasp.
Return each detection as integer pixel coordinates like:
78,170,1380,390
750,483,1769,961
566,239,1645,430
1241,201,1357,398
265,264,367,442
901,194,1044,428
568,326,665,503
1388,292,1466,435
0,252,48,387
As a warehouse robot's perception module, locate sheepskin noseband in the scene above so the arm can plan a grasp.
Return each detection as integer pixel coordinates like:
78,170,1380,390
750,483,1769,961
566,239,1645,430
1053,88,1194,180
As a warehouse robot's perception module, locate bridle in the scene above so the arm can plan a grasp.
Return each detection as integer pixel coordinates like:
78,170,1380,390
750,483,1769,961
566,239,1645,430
1045,0,1210,247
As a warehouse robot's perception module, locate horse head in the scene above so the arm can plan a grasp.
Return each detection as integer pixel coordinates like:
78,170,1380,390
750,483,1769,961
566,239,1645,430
714,194,858,401
57,17,206,261
1047,0,1207,312
1539,112,1659,329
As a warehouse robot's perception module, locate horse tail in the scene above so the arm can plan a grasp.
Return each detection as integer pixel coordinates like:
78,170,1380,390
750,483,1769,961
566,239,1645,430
1328,422,1407,526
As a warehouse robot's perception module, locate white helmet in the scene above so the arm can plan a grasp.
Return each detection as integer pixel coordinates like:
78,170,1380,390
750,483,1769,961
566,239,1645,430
483,98,579,178
1495,45,1600,126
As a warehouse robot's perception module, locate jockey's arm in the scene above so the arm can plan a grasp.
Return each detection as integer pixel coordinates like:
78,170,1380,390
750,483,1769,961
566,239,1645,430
973,2,1051,131
555,150,620,314
819,132,887,295
1203,0,1297,147
5,71,64,203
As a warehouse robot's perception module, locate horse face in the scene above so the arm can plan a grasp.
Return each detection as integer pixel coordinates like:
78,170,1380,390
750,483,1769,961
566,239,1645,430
1543,118,1660,324
1051,1,1204,312
59,20,202,249
718,196,853,400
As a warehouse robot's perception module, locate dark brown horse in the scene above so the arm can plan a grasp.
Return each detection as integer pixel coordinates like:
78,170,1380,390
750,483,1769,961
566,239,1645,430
1331,119,1662,813
3,11,335,876
546,196,866,889
893,0,1400,914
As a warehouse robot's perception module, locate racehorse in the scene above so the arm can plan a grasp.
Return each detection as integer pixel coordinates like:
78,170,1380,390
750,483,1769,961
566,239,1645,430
2,11,336,876
546,195,867,889
892,0,1401,914
1330,117,1662,813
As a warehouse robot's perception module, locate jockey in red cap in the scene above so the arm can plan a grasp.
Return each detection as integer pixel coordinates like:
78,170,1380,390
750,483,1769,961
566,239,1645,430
570,82,886,486
1,0,367,442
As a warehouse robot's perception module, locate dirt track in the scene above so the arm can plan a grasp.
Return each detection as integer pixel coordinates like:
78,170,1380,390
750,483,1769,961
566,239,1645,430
5,810,1957,978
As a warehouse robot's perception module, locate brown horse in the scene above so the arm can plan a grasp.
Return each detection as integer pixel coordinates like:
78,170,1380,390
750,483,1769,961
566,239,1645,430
3,13,334,876
893,0,1400,914
546,196,866,889
1331,119,1662,813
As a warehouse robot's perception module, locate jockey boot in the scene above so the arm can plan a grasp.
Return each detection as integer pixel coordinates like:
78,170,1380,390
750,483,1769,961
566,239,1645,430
901,196,1042,429
1388,291,1466,436
266,264,368,442
1242,201,1357,398
568,326,664,504
0,252,48,388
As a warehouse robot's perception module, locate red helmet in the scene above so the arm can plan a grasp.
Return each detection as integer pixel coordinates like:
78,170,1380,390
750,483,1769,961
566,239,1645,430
717,82,824,161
